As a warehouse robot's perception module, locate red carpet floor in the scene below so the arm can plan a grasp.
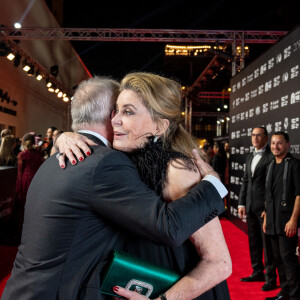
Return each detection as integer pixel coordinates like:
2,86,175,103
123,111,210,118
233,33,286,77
0,219,281,299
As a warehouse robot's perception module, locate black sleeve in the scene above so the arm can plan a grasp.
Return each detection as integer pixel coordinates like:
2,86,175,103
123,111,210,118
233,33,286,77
90,151,225,248
238,156,250,206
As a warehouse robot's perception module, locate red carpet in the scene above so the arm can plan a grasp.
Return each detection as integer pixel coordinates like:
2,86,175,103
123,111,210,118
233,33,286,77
221,218,280,299
0,219,281,299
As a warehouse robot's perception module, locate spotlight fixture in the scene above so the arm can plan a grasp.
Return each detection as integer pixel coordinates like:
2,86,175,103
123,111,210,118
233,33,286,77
7,52,15,60
57,91,63,98
46,80,53,88
63,96,69,102
48,83,56,92
0,41,9,56
14,22,22,29
13,53,21,67
55,88,60,94
35,71,43,81
50,65,59,77
27,64,35,76
23,60,31,72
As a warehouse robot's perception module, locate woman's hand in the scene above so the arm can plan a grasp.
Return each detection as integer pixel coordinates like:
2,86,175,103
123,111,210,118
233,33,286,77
112,286,158,300
55,132,96,168
192,149,220,180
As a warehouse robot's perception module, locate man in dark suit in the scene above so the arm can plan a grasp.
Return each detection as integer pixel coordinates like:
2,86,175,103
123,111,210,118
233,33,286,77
238,127,277,291
2,77,227,300
264,132,300,300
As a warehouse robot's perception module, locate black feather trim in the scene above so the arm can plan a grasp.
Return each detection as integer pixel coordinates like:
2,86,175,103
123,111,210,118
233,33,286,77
126,137,196,196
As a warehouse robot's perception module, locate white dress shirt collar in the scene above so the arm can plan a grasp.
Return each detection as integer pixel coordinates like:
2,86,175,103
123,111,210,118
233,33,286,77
77,130,111,148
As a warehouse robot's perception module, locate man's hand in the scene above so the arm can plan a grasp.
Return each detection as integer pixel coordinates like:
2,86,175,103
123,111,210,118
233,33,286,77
192,149,220,180
284,218,297,237
262,212,267,233
56,132,96,168
238,207,246,219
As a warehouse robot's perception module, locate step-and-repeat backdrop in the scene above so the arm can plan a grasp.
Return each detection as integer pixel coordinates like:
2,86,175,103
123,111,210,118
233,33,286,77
229,24,300,228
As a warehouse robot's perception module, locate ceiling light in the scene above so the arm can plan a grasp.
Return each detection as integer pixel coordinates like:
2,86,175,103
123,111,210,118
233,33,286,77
7,53,15,60
57,91,63,98
14,22,22,29
36,71,43,81
46,80,53,88
63,96,69,102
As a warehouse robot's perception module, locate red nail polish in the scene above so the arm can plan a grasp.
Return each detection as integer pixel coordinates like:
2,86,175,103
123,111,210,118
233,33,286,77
79,157,83,161
72,160,76,165
61,165,65,169
113,286,119,292
86,151,91,156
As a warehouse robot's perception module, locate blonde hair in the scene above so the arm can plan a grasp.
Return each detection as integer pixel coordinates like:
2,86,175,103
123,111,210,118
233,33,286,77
0,136,15,166
120,72,198,157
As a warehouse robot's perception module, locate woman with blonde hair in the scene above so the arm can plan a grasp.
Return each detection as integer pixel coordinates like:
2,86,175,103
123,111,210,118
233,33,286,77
14,133,44,237
55,72,231,300
0,135,17,166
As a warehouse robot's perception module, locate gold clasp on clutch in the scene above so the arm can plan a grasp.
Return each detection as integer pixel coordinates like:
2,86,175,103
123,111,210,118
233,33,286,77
125,279,154,298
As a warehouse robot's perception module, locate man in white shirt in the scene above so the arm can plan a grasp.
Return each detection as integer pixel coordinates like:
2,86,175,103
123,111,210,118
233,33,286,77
238,127,277,292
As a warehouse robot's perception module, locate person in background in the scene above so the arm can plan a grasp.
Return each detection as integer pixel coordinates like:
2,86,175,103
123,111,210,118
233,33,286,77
42,126,57,158
211,141,227,183
263,132,300,300
0,128,11,146
223,141,230,211
0,135,17,167
238,127,277,292
14,133,44,238
201,143,213,164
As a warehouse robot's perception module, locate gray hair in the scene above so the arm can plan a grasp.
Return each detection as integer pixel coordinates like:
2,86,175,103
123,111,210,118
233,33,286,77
71,76,120,131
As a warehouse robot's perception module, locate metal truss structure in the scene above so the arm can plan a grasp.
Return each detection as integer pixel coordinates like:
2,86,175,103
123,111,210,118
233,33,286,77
0,27,288,124
0,27,287,43
0,27,287,76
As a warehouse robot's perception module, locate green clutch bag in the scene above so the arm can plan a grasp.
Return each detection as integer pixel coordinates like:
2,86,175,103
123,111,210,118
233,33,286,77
100,250,180,298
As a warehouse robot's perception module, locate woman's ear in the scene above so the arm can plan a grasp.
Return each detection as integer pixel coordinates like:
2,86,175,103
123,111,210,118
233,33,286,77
157,119,170,134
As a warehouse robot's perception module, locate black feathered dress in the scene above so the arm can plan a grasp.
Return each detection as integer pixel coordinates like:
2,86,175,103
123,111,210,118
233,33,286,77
123,138,230,300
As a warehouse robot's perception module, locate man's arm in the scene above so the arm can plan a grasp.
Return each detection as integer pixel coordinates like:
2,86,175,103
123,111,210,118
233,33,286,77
90,150,226,248
284,195,300,237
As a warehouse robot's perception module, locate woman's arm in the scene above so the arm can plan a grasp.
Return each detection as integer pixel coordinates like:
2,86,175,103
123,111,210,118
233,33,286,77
114,159,232,300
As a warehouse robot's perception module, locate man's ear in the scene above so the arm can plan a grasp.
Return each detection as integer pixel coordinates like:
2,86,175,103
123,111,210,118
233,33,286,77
157,119,170,134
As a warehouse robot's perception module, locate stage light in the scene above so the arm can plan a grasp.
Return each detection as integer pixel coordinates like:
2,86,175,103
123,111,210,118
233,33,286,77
48,83,56,92
13,53,21,67
7,53,15,60
63,96,69,102
50,65,59,77
36,71,43,81
27,64,35,76
0,41,9,56
55,88,60,94
46,80,53,88
14,22,22,29
57,91,63,98
23,64,30,72
224,104,228,109
217,108,221,111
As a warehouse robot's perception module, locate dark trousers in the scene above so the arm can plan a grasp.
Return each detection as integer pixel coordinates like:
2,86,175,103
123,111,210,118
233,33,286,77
269,234,300,300
247,210,277,283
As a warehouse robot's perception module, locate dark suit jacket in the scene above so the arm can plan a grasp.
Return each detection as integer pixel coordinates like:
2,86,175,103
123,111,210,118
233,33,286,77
238,145,273,215
265,153,300,235
2,133,225,300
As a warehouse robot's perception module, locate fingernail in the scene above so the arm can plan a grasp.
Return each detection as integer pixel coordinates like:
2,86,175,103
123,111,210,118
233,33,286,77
79,157,83,161
113,286,119,292
72,160,76,165
86,151,91,156
61,165,65,169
